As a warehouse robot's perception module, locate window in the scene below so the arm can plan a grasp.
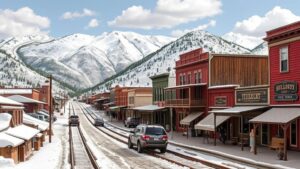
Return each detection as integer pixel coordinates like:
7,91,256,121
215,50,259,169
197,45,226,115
194,70,202,83
280,47,288,72
187,73,191,84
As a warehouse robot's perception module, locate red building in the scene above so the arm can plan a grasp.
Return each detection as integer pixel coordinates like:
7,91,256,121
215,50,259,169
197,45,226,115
165,49,208,132
250,21,300,160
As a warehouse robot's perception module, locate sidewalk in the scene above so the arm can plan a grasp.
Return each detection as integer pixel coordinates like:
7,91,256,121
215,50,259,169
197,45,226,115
94,108,299,169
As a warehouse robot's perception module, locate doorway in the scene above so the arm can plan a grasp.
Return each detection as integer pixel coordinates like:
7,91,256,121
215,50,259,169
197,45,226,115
261,124,269,145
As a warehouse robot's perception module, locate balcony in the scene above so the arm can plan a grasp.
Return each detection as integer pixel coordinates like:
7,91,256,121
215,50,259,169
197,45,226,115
165,99,205,107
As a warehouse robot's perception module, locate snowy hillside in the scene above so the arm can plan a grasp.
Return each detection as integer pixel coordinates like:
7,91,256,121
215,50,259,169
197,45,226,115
222,32,263,50
17,32,174,89
88,30,251,93
251,42,268,55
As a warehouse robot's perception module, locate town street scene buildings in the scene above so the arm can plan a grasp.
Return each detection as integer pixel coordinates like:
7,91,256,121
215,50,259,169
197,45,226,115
0,1,300,169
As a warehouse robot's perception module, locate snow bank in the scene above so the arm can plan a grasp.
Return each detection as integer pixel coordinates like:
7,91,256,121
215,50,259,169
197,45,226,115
0,156,15,169
0,113,12,131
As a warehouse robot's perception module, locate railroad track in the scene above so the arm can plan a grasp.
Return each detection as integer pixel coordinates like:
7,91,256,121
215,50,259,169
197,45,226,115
75,102,232,169
68,103,100,169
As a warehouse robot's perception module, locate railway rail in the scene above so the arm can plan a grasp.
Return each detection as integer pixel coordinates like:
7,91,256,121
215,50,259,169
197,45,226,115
75,102,232,169
68,103,100,169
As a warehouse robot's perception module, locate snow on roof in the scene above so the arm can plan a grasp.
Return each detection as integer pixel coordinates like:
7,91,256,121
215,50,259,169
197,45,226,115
131,105,166,111
5,124,39,140
0,89,33,94
7,95,46,104
0,113,12,131
0,106,24,110
23,113,49,131
0,132,24,147
0,96,23,106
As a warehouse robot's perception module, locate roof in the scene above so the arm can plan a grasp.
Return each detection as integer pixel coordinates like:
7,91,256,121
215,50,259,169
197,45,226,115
210,106,268,115
1,105,24,110
0,132,24,147
208,84,239,89
0,113,12,131
250,108,300,124
7,95,46,104
131,105,166,112
109,106,126,111
103,102,115,106
94,98,110,102
180,112,203,125
5,124,40,140
195,113,230,131
165,83,207,90
149,73,170,79
0,96,23,106
0,89,33,95
23,113,49,131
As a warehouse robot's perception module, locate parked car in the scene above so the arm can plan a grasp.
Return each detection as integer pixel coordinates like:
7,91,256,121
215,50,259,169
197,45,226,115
128,124,168,153
124,117,140,128
38,110,57,122
94,117,104,127
69,115,80,126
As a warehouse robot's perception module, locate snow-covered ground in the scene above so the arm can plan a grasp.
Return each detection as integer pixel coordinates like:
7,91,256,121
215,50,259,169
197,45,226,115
0,107,69,169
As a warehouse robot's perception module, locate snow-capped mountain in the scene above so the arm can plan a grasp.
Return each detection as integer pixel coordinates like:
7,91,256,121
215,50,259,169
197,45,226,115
251,42,268,55
17,32,174,89
222,32,264,50
88,30,252,93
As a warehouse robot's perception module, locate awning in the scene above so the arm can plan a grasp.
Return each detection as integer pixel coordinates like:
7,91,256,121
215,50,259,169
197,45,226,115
180,112,203,125
5,124,40,140
131,105,166,112
94,98,110,102
195,113,230,131
109,106,126,111
211,106,268,116
0,133,24,147
250,108,300,124
7,95,46,104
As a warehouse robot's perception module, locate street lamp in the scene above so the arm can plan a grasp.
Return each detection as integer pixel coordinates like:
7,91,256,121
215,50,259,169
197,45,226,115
45,75,53,143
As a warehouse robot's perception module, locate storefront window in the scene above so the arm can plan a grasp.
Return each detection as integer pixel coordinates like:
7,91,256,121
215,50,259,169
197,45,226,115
280,47,288,72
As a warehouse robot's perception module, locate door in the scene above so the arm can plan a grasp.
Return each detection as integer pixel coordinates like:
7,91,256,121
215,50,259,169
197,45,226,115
261,124,269,145
290,120,297,147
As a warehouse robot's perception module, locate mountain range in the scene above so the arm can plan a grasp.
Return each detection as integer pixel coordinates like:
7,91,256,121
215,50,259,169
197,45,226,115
0,30,268,95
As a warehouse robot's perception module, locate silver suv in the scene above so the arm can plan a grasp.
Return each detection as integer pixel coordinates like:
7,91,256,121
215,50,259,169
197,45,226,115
128,124,168,153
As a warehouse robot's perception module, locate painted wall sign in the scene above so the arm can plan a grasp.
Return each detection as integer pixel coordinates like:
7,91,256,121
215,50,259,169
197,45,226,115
274,81,299,101
274,81,298,94
215,96,227,106
236,88,268,104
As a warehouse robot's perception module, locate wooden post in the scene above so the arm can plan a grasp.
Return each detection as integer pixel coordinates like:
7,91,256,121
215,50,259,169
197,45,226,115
253,123,258,155
281,124,289,161
241,115,244,151
214,113,217,146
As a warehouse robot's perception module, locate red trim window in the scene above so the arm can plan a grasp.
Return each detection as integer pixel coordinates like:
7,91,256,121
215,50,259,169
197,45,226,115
280,46,289,73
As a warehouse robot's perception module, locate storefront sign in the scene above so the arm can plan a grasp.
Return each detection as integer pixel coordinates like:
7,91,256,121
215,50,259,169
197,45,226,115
274,81,299,101
236,88,268,105
215,96,227,107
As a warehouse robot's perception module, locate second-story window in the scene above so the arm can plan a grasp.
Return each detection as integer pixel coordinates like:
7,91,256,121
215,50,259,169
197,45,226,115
187,73,191,84
194,71,202,83
280,47,288,72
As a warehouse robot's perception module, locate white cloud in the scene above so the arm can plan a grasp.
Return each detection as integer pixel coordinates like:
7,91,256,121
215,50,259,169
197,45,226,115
61,8,95,20
171,20,216,37
233,6,300,37
0,7,50,39
108,0,221,29
87,19,99,28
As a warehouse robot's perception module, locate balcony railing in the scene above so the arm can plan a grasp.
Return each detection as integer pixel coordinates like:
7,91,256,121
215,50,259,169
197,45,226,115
165,99,205,107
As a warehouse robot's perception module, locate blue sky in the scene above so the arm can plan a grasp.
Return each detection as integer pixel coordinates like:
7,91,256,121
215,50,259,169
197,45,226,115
0,0,300,39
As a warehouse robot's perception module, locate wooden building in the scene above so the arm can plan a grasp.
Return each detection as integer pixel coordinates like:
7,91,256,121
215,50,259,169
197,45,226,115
165,48,269,136
250,21,300,160
92,92,110,110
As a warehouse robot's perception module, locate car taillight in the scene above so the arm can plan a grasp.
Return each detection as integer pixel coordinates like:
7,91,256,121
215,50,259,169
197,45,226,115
161,135,168,141
141,135,150,141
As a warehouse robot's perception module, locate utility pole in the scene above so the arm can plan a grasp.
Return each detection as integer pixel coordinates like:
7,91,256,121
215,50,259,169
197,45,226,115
49,75,53,143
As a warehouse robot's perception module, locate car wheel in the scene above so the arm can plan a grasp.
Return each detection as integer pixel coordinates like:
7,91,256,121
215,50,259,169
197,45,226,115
137,142,143,153
160,148,166,153
128,138,133,149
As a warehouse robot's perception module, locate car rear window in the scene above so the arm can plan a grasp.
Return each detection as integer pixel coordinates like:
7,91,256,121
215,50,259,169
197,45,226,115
145,127,166,135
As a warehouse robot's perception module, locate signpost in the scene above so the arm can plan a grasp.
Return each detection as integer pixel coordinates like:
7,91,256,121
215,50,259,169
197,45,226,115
236,88,269,105
215,96,227,107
